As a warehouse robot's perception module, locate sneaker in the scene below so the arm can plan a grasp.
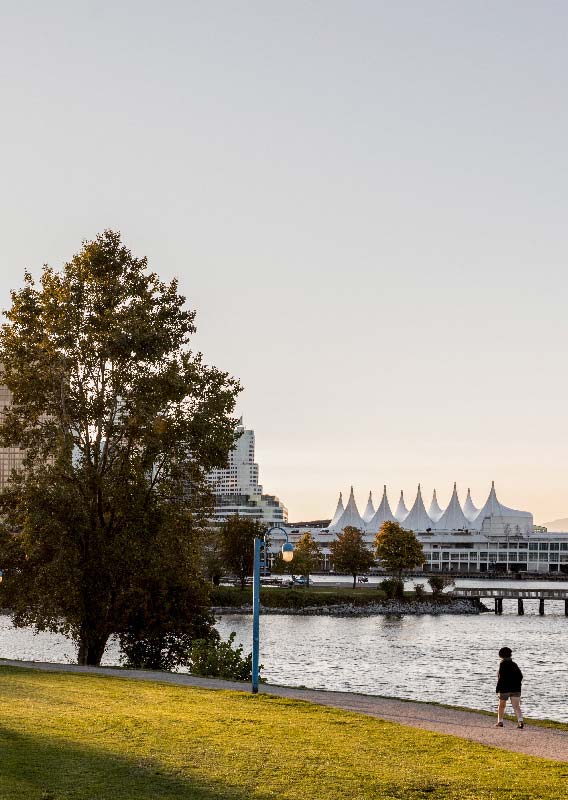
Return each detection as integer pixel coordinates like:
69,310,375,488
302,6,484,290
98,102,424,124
494,722,503,727
517,722,524,729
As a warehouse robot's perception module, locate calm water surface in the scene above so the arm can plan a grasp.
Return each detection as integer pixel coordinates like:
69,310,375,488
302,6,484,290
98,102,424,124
216,611,568,722
1,578,567,722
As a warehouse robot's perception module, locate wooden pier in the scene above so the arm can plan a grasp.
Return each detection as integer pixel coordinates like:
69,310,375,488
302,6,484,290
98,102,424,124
452,587,568,615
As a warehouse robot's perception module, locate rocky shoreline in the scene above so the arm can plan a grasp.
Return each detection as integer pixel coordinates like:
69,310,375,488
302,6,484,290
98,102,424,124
213,599,479,616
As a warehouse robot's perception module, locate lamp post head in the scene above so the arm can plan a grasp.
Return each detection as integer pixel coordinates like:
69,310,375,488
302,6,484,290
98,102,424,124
281,542,294,562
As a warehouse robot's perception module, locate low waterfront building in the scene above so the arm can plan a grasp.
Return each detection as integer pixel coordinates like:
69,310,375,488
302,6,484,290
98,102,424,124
279,483,568,575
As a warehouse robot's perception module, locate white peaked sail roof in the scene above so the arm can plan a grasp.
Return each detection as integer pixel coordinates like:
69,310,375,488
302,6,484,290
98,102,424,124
362,491,375,523
473,482,532,531
435,483,471,530
394,490,409,522
329,486,364,532
329,492,344,529
403,484,434,531
366,486,396,531
428,489,444,522
463,488,479,522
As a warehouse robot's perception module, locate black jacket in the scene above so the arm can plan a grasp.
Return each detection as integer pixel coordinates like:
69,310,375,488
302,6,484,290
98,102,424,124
496,658,523,693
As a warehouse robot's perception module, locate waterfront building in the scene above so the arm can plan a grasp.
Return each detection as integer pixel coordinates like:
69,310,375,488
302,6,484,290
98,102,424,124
206,419,287,526
362,492,375,523
281,483,568,575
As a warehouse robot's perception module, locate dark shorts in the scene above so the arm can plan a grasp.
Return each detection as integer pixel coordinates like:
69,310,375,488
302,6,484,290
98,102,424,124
499,691,521,700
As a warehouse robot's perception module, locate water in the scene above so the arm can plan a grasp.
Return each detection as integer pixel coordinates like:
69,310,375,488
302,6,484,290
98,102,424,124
1,578,567,722
215,610,568,722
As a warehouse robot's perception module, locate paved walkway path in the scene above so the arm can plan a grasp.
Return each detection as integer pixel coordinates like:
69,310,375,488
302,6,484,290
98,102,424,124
1,658,567,763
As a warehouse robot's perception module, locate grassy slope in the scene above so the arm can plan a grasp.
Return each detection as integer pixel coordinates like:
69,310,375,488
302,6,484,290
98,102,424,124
0,666,566,800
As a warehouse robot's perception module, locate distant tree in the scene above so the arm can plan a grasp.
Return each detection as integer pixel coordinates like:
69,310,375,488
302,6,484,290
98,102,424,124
330,526,375,589
220,515,264,590
291,531,321,587
0,230,240,666
374,521,426,597
271,551,292,577
202,528,226,586
428,575,454,598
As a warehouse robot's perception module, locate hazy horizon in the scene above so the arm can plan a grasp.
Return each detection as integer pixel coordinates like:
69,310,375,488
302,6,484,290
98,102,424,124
1,2,567,523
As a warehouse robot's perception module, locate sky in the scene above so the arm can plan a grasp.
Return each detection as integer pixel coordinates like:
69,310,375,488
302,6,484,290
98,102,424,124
0,1,567,524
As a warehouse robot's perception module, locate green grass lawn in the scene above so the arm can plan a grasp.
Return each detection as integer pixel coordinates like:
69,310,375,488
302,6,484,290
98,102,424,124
0,666,566,800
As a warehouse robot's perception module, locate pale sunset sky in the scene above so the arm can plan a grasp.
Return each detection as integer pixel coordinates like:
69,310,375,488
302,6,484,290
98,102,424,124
0,2,566,523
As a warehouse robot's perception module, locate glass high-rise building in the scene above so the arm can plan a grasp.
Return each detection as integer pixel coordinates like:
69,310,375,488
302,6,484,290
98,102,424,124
206,418,287,526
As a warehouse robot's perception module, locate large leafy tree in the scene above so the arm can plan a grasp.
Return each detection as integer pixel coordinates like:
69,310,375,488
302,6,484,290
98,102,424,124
374,521,426,593
329,526,375,588
0,230,240,665
220,515,264,590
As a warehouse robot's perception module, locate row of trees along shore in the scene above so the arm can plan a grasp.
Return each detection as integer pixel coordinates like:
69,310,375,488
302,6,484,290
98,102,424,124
0,230,428,670
219,518,427,592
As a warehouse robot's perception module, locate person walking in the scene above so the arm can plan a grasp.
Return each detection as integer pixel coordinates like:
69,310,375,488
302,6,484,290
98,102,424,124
495,646,524,729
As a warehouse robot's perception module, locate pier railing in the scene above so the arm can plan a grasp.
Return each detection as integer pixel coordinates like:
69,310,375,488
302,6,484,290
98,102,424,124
452,587,568,615
452,588,568,599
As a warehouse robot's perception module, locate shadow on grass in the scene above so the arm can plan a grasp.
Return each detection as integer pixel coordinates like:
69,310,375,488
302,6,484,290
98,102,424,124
0,725,259,800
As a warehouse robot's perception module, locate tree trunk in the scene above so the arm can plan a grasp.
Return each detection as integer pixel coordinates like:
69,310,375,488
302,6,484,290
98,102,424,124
77,629,109,666
352,574,357,589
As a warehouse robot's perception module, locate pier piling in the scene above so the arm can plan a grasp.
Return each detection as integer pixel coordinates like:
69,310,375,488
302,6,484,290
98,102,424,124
495,598,503,614
517,598,524,616
539,598,545,616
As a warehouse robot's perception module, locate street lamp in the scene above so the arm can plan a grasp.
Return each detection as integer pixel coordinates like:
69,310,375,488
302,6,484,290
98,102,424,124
251,525,293,693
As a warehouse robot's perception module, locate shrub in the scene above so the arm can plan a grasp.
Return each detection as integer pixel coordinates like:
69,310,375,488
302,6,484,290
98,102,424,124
210,586,252,607
414,583,425,599
189,632,260,682
379,577,404,599
210,586,390,609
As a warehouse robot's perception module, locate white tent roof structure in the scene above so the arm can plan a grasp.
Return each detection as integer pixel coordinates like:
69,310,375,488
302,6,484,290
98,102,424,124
394,490,409,522
329,492,344,529
329,486,364,532
362,491,375,523
428,489,444,522
366,486,396,531
403,485,433,531
473,482,533,531
434,483,471,530
463,488,479,522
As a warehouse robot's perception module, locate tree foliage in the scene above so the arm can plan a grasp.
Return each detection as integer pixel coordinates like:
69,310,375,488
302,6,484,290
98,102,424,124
291,531,321,586
329,526,375,588
220,515,264,590
428,575,454,597
0,230,240,665
374,521,426,587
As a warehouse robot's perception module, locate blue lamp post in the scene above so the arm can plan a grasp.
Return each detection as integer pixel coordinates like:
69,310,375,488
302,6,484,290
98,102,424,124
251,526,293,693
